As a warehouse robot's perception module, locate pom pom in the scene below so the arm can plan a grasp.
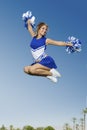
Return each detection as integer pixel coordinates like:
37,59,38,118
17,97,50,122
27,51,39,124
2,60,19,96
66,36,82,54
22,11,35,29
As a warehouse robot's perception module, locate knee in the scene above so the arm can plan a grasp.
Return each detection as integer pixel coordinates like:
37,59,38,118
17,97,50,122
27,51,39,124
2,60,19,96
24,66,30,74
29,67,36,75
23,66,35,75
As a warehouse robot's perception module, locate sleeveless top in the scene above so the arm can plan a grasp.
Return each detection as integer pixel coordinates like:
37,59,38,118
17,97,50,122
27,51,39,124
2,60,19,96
30,36,47,61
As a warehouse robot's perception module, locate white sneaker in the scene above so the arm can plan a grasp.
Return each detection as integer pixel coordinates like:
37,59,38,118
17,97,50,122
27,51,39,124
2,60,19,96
47,76,57,83
50,68,61,78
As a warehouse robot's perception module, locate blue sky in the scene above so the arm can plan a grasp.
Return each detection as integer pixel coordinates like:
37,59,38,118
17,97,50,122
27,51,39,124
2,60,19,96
0,0,87,129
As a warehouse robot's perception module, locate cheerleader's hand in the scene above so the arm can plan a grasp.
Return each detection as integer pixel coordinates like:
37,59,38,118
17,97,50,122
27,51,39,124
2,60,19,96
66,36,82,54
27,19,31,24
22,10,35,29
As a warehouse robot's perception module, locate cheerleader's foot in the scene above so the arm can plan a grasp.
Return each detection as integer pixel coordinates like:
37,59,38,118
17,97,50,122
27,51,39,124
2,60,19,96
47,76,57,83
50,68,61,78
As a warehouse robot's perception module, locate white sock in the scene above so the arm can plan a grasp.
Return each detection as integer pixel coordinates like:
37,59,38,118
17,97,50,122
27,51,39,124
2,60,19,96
50,68,61,78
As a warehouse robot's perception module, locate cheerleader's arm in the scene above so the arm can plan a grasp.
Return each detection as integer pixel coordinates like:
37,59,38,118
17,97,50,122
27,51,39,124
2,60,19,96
27,19,36,37
46,38,73,46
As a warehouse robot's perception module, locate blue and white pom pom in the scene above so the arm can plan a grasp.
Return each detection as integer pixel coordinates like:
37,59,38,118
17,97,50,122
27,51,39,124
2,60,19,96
66,36,82,54
22,10,35,29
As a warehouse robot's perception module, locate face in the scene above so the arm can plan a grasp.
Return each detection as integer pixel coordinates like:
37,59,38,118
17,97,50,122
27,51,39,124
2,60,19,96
38,25,48,36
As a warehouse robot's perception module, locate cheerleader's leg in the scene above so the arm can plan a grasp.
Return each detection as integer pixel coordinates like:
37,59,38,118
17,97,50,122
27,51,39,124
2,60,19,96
24,63,60,83
24,63,51,76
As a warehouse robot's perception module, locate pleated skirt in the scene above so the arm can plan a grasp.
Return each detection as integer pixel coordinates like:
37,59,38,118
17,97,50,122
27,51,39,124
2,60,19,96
31,56,57,69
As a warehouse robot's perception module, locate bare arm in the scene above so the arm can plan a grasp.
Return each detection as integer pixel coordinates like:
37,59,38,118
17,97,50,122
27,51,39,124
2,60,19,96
27,19,36,37
46,38,73,46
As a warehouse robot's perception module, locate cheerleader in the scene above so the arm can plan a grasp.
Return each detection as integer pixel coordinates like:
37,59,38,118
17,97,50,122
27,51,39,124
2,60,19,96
24,20,73,82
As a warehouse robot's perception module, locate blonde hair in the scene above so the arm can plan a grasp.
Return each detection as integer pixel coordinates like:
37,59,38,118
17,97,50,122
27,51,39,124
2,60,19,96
36,22,48,37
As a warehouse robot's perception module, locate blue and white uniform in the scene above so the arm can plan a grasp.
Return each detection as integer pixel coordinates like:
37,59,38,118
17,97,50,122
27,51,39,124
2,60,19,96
30,36,57,69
